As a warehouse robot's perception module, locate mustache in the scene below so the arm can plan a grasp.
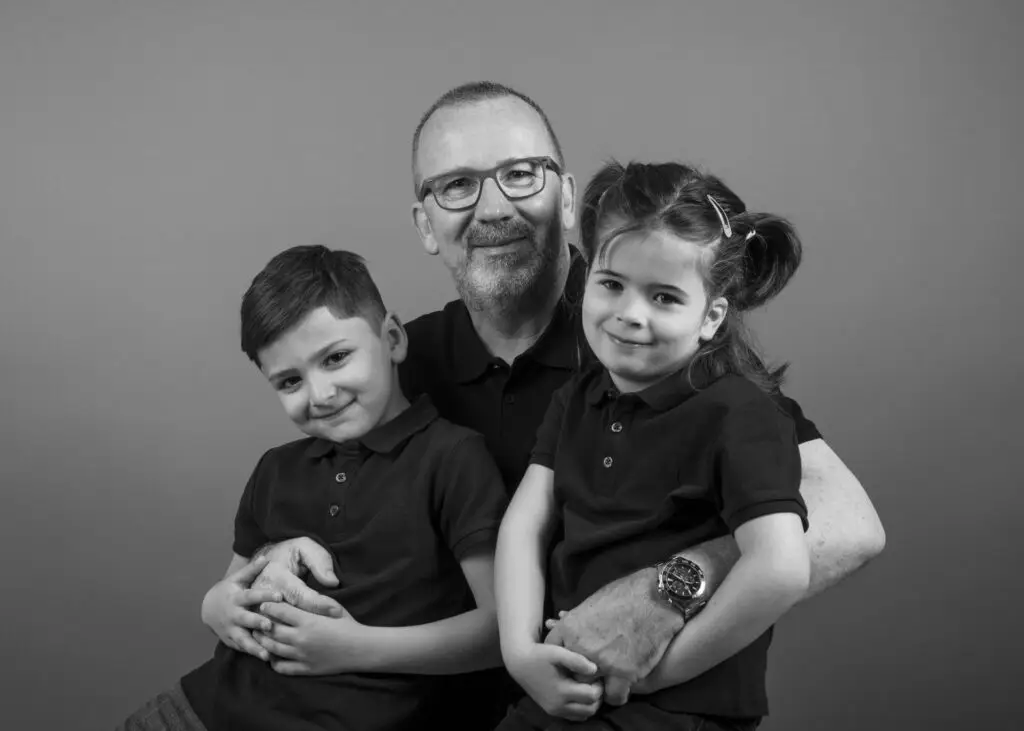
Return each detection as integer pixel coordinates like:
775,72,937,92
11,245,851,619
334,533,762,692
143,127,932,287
466,219,536,248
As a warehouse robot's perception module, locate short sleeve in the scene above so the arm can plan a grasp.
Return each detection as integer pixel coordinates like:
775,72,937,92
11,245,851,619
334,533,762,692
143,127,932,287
772,390,821,444
530,378,573,469
717,396,808,533
433,434,509,560
232,454,271,558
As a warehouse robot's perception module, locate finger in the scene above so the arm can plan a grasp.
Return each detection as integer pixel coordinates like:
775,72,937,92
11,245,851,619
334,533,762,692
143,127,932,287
229,556,269,584
239,588,283,607
560,700,602,721
285,584,344,617
259,601,304,626
251,631,301,660
603,675,631,706
231,608,274,633
548,646,598,677
544,619,557,630
295,540,339,587
544,622,564,646
558,610,568,618
231,630,271,661
560,678,603,705
271,659,310,676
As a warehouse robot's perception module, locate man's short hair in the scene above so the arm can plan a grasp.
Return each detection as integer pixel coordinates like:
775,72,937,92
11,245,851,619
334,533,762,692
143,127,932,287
240,245,386,365
411,80,565,194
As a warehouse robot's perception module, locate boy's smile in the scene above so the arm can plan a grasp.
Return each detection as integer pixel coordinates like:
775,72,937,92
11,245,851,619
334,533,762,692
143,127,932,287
258,306,409,444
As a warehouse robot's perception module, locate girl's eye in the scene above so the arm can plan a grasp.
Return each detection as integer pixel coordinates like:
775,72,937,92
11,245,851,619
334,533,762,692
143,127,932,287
653,292,682,306
325,351,351,367
597,279,623,291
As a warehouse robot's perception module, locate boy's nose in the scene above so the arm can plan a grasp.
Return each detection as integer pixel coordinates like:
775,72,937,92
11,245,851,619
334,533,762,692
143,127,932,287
308,375,338,405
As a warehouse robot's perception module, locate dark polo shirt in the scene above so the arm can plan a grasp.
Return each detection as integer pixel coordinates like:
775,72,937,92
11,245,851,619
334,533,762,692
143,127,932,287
179,396,507,731
532,366,808,721
399,248,821,495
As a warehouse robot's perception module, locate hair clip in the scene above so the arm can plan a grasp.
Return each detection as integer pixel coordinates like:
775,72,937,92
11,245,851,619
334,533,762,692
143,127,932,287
745,228,757,241
707,195,732,238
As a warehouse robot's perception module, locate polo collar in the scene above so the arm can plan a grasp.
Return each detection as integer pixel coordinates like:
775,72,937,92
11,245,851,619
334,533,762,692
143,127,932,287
305,396,438,458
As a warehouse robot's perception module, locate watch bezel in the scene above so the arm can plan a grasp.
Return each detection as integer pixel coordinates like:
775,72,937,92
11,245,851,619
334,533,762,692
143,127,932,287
656,556,708,620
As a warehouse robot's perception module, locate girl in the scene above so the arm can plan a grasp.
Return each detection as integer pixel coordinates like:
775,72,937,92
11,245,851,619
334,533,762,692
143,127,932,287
495,161,810,731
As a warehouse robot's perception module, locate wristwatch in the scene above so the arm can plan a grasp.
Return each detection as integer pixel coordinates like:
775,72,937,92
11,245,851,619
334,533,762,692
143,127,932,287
655,556,708,621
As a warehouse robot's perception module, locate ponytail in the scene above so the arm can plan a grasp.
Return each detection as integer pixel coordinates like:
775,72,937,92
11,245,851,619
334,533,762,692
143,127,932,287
729,213,803,311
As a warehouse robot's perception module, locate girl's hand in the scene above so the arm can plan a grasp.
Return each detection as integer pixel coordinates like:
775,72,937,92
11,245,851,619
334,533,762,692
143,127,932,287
253,601,366,676
201,557,282,660
505,643,603,721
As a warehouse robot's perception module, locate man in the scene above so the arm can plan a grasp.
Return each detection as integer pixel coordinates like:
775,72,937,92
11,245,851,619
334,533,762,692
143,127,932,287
252,81,885,722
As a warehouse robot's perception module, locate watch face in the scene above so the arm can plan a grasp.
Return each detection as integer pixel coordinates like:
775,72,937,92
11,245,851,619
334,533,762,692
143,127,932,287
664,558,705,600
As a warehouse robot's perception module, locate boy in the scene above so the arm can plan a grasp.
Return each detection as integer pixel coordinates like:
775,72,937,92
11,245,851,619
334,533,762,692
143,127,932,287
118,245,507,730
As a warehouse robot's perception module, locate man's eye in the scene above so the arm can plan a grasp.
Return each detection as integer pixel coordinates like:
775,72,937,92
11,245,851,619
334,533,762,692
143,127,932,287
500,167,538,187
441,177,475,195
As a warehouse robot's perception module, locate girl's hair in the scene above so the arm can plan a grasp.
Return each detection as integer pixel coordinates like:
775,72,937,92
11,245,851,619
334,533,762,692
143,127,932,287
579,161,802,393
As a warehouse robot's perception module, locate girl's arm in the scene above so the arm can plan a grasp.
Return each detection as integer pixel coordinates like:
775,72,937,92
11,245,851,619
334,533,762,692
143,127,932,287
636,512,810,693
495,464,561,658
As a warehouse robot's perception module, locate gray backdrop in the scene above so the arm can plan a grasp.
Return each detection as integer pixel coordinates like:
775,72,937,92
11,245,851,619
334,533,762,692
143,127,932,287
1,1,1020,728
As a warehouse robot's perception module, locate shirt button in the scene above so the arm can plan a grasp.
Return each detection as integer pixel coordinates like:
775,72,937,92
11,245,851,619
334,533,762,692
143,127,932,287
602,456,613,468
610,422,623,433
504,394,516,405
335,472,347,483
328,504,340,517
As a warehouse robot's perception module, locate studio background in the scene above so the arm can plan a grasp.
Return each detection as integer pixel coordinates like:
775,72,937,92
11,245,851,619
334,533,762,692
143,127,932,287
1,1,1020,728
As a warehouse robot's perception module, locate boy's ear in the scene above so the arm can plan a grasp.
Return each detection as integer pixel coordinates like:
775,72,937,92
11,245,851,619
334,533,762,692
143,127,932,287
412,203,439,256
699,297,728,342
382,311,408,364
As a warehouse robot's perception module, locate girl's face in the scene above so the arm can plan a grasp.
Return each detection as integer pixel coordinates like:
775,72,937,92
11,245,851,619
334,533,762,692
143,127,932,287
582,223,727,393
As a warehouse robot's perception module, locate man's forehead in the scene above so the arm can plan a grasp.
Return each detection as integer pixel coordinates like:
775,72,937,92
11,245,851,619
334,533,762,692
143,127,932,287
416,97,557,179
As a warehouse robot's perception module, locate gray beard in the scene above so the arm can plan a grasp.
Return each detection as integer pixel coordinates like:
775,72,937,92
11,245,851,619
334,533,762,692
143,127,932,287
455,246,560,318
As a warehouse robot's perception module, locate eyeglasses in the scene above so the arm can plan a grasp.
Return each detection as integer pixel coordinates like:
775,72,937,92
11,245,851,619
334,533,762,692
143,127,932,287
418,156,562,211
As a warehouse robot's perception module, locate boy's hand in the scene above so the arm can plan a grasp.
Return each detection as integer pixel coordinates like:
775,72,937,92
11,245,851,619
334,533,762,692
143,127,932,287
201,557,282,661
505,643,603,722
250,537,344,617
253,601,367,676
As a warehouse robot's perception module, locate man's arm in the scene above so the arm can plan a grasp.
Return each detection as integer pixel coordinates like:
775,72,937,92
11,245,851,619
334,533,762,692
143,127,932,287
249,537,344,617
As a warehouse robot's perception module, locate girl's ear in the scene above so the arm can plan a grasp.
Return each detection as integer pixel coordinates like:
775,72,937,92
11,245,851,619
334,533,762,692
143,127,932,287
700,297,728,341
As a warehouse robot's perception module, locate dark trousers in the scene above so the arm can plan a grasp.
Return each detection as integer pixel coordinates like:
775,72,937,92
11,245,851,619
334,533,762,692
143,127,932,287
115,684,207,731
494,696,760,731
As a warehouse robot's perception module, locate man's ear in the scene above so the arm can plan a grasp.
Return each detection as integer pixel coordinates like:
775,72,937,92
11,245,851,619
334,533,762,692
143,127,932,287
411,203,438,256
382,311,408,364
700,297,729,342
559,173,577,232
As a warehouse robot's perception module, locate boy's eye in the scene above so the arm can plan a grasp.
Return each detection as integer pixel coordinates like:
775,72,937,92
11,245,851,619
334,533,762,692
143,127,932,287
324,350,351,367
276,377,301,392
653,292,682,306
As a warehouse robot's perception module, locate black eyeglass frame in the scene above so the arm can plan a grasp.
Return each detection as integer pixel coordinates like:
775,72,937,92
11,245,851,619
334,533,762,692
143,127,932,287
417,155,563,211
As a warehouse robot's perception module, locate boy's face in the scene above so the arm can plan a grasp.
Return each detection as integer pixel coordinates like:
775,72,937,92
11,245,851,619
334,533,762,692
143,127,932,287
258,306,408,443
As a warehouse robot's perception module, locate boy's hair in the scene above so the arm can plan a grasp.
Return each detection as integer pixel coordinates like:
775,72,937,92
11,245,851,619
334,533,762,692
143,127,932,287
240,245,386,366
411,80,566,194
580,161,803,394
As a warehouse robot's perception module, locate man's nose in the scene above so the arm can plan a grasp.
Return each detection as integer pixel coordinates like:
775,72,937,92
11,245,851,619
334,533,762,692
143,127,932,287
474,177,515,221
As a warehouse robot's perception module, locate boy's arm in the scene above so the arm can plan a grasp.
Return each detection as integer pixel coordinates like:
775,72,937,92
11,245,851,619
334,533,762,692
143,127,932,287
635,512,810,694
353,548,501,674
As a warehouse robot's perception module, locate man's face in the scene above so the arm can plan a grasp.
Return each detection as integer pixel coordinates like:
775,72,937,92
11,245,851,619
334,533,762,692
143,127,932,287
412,97,576,312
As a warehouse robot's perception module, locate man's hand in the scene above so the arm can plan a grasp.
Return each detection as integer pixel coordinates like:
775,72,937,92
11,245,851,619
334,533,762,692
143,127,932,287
544,567,684,705
504,642,603,721
250,537,343,617
252,601,366,676
201,557,282,661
